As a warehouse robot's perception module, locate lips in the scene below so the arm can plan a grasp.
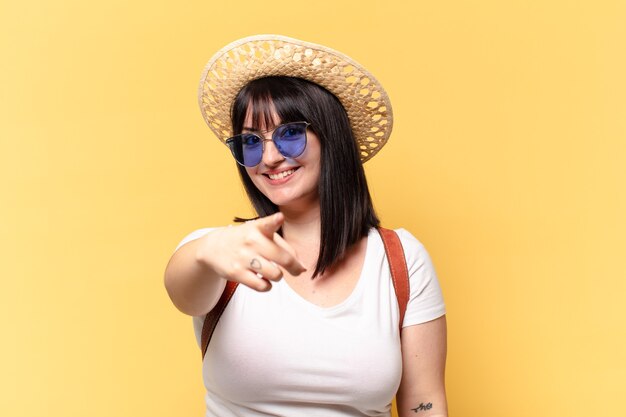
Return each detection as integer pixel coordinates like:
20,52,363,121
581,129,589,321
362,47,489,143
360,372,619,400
262,167,300,184
263,167,299,179
267,168,296,180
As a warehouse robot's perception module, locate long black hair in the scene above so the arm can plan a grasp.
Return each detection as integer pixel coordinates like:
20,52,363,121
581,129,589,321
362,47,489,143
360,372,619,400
231,76,380,278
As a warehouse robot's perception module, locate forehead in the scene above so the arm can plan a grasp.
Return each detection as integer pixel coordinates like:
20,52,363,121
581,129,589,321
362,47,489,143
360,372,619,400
242,98,282,131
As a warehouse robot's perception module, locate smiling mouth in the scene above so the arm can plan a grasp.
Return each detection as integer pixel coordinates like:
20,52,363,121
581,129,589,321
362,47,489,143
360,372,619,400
264,168,299,180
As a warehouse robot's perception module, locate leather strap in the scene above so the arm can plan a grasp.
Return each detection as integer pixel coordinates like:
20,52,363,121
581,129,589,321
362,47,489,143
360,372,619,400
377,227,410,332
200,227,409,360
200,280,239,360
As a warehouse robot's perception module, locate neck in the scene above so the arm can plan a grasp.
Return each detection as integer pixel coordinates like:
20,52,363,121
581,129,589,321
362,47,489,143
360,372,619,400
279,201,321,249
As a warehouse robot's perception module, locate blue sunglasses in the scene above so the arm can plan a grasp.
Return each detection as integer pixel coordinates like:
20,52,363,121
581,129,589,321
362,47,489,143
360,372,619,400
226,121,310,167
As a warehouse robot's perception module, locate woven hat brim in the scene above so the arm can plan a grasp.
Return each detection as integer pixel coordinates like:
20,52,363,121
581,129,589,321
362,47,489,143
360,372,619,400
198,34,393,163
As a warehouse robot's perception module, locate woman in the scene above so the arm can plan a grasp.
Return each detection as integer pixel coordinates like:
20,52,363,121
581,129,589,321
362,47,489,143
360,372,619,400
164,35,448,417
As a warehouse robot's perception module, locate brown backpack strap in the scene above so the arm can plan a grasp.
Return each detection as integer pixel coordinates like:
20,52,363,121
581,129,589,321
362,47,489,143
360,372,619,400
377,227,410,333
201,280,239,360
200,227,410,359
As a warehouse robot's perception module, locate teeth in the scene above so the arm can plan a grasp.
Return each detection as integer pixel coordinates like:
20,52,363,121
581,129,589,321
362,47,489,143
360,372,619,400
268,169,295,180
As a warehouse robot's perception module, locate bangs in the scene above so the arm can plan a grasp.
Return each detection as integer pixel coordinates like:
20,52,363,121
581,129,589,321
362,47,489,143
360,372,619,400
231,77,311,134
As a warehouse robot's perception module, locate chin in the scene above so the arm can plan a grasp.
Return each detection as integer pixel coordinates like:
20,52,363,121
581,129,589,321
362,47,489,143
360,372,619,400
264,192,300,207
258,187,316,208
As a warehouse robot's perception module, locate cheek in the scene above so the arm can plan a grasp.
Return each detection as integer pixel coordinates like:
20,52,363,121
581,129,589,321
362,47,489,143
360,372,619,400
247,171,264,189
244,166,260,180
242,167,262,189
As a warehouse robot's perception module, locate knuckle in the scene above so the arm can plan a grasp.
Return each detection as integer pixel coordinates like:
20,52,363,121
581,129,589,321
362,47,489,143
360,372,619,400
242,231,259,247
237,247,253,262
226,262,244,278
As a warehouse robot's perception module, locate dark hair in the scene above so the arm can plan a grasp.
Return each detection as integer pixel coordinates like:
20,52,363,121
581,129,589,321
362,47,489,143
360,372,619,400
231,76,380,278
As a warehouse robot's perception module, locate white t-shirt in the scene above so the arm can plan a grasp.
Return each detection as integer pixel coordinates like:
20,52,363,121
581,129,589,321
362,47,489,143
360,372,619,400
174,227,446,417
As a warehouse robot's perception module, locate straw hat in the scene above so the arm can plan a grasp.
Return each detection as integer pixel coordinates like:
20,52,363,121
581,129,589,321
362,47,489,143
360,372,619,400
198,34,393,163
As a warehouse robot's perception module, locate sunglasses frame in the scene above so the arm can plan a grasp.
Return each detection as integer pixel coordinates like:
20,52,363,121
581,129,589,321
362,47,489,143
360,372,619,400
225,121,311,167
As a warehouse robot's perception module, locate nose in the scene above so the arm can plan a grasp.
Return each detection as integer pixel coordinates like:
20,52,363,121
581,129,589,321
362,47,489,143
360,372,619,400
261,138,285,166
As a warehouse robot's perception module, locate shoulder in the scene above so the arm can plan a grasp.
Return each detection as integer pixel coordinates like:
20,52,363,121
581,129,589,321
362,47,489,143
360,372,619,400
387,228,446,326
174,226,221,252
374,226,438,283
387,228,431,267
389,227,438,278
392,227,425,248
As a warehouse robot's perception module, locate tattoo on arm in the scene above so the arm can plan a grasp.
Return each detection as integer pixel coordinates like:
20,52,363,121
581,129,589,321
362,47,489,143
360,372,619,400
411,402,433,413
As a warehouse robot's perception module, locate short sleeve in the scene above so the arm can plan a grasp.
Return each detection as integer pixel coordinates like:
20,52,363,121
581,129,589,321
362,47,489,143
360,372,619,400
396,228,447,327
173,227,216,253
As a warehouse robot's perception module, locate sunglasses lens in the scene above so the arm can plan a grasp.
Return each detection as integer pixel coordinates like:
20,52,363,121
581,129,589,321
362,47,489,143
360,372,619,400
226,122,308,167
274,123,307,159
228,134,263,167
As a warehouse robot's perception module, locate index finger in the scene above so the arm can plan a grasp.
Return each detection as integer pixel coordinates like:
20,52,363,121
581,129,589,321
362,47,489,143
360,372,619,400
272,232,307,275
255,212,284,239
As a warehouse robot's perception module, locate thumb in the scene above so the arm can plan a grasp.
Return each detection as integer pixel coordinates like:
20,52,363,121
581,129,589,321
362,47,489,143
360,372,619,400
257,212,284,237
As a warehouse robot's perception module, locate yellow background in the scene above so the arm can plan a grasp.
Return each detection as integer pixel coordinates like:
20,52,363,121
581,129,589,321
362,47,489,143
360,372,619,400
1,0,624,416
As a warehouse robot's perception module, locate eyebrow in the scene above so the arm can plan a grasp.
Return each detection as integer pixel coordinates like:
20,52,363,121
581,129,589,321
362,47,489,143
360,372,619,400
242,125,281,134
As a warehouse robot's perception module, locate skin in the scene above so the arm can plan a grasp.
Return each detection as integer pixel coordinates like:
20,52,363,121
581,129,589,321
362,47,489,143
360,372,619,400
397,315,449,417
164,101,448,416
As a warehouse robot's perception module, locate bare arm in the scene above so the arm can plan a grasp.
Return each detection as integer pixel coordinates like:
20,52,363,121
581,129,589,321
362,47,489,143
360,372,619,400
164,230,227,316
396,314,448,417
